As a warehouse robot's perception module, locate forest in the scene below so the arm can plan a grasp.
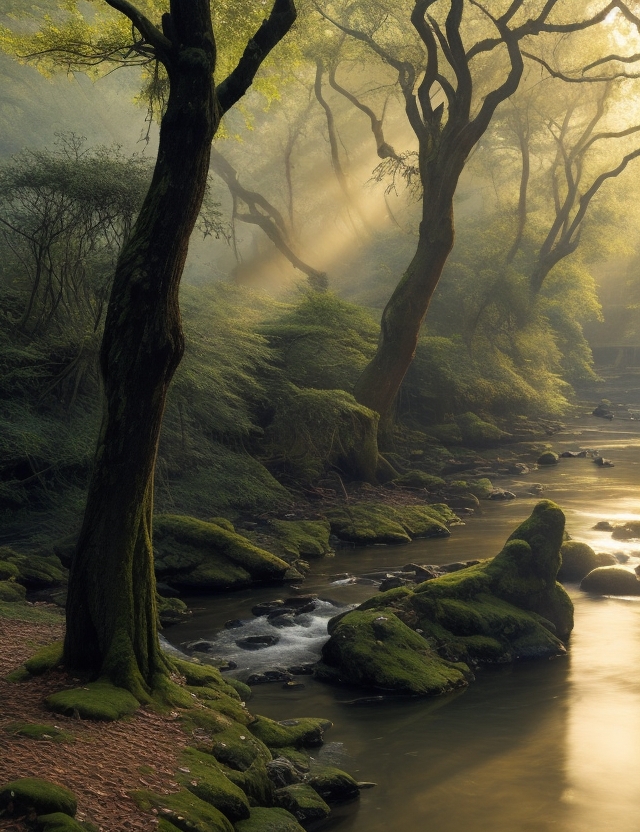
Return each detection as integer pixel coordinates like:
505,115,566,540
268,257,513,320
2,2,640,832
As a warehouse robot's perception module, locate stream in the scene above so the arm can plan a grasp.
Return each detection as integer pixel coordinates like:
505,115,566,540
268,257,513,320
166,413,640,832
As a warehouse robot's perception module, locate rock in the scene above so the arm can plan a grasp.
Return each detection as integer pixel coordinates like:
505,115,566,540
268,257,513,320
438,560,480,574
184,640,216,653
293,602,316,615
176,747,251,822
592,404,614,419
402,563,441,582
268,614,297,628
305,766,361,803
537,452,559,466
326,503,454,545
283,594,318,608
282,681,305,690
234,806,306,832
252,601,286,616
286,664,315,676
488,489,516,500
581,566,640,596
593,457,614,467
276,783,331,824
0,778,77,818
379,576,409,592
507,462,530,474
611,522,640,540
267,758,302,788
157,595,191,626
153,515,290,591
393,471,446,490
615,553,630,563
236,636,280,650
249,716,331,750
266,520,333,560
1,551,67,589
593,521,614,531
316,501,573,694
246,670,292,685
224,619,244,629
0,580,27,603
558,541,617,582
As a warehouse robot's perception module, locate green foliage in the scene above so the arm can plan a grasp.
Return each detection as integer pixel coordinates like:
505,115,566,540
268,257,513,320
262,291,378,392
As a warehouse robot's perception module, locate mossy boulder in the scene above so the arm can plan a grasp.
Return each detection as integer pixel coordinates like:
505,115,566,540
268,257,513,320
0,778,77,817
580,566,640,596
134,788,233,832
176,748,250,821
154,515,290,591
537,451,559,466
265,519,333,559
393,471,446,490
24,642,63,676
455,412,511,446
248,716,331,750
316,609,471,695
0,559,20,581
157,595,191,626
36,813,88,832
305,766,361,802
3,551,67,588
234,806,306,832
4,722,74,743
276,784,331,824
46,681,140,721
558,541,617,582
317,501,573,693
326,503,453,545
0,580,27,602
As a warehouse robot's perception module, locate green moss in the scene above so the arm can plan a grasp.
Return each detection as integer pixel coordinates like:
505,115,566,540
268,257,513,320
326,503,453,545
305,766,361,802
248,716,331,750
266,519,332,559
558,541,612,582
276,784,331,823
233,807,305,832
225,678,251,701
467,478,494,499
317,609,470,695
393,472,446,489
6,553,67,587
537,451,559,465
133,788,233,832
176,747,250,821
36,813,88,832
274,747,311,771
4,722,74,743
218,757,273,806
358,586,413,612
154,515,289,590
0,560,20,580
455,412,510,446
426,423,463,444
24,641,63,675
0,580,27,602
46,681,140,721
0,778,77,817
209,517,235,532
0,600,64,623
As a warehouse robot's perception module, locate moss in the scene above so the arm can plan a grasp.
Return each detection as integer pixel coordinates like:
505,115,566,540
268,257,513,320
46,681,140,721
157,595,191,625
176,747,250,821
305,766,361,802
316,609,470,695
0,778,77,817
24,641,63,676
5,553,67,587
468,478,494,499
233,807,305,832
0,560,20,580
426,423,463,444
133,788,233,832
276,784,331,823
36,813,88,832
358,587,413,612
558,541,604,582
580,566,640,596
225,678,251,701
537,451,559,465
218,757,273,807
326,503,453,545
248,716,331,750
0,580,27,602
393,471,446,489
209,517,235,532
154,515,289,590
455,412,511,446
274,748,311,771
266,519,333,559
0,600,64,624
4,722,74,743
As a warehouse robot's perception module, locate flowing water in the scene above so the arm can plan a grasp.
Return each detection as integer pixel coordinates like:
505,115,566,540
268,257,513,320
166,414,640,832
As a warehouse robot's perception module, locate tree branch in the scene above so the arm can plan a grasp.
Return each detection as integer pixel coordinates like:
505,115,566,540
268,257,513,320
103,0,171,58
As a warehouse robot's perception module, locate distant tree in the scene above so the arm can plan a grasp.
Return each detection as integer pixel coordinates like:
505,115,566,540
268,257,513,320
1,0,296,699
317,0,640,434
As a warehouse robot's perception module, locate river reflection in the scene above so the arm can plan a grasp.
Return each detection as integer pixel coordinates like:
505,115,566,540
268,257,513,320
167,418,640,831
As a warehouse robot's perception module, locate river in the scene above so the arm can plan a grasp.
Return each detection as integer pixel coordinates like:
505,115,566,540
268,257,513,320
166,414,640,832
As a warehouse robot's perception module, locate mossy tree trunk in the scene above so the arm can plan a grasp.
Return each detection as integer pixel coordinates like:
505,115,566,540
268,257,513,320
64,0,296,700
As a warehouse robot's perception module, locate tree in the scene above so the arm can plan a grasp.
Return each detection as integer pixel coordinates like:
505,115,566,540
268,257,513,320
317,0,640,430
3,0,296,699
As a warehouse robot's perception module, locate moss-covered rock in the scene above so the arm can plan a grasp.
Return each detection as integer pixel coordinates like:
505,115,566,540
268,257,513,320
24,642,63,676
558,541,617,582
316,609,471,695
176,748,250,821
317,501,573,693
36,813,88,832
537,451,559,466
276,784,331,824
0,580,27,602
326,503,453,545
233,806,305,832
467,478,494,499
134,788,234,832
0,778,77,817
154,515,290,591
0,559,20,581
265,519,333,559
4,552,67,588
305,766,361,802
157,595,191,626
4,722,74,743
248,716,331,750
455,412,511,446
46,681,140,721
393,471,446,490
580,566,640,596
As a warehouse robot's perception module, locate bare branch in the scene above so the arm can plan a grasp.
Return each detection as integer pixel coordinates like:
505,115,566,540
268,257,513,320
103,0,171,57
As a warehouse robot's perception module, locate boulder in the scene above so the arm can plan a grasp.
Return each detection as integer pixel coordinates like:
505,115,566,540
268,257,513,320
580,566,640,596
537,452,559,466
0,778,77,818
326,503,455,545
316,501,573,694
558,541,617,582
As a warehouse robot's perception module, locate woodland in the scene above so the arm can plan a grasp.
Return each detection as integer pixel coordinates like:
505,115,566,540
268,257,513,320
3,2,640,829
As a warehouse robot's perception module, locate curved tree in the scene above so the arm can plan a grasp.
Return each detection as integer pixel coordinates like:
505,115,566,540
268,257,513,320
3,0,296,698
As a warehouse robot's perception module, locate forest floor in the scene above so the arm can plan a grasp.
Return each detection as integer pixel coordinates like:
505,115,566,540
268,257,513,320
0,606,187,832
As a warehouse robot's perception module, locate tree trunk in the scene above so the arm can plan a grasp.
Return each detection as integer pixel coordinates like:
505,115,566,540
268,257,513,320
64,13,217,699
353,200,455,424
